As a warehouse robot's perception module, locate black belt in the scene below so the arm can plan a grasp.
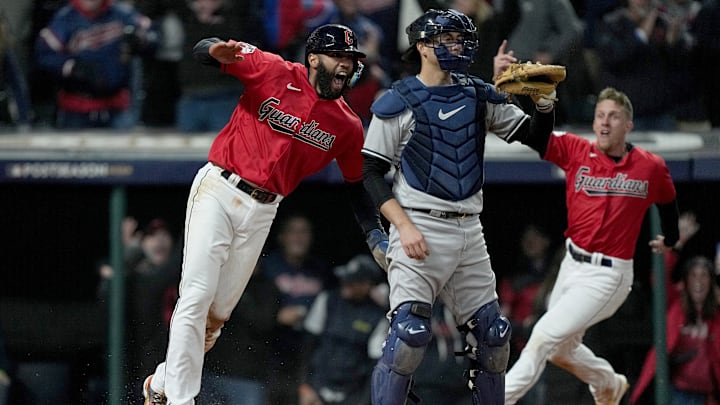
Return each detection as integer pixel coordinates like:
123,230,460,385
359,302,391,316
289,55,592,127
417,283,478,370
220,170,277,204
405,208,479,219
568,244,612,267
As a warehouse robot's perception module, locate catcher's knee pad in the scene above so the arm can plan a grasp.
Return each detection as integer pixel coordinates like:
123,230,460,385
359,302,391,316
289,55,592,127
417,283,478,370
371,301,433,405
458,300,511,405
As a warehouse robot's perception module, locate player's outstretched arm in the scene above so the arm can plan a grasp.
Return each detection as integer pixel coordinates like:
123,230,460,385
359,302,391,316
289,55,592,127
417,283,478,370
193,38,245,67
209,40,246,64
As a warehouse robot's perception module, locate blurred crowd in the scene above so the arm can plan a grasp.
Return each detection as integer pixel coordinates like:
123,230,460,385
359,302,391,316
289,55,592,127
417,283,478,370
1,0,719,134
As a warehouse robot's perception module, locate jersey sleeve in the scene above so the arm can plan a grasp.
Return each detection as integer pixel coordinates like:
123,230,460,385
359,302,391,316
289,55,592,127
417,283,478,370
651,154,677,204
362,110,412,165
486,102,529,142
543,131,587,170
221,44,288,84
334,122,366,183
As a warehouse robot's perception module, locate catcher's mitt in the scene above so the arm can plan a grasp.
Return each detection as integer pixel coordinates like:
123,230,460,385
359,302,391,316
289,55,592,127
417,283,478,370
494,62,566,100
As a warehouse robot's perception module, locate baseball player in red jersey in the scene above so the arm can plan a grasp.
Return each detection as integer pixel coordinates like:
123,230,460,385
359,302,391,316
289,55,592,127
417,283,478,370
502,86,681,405
141,24,388,405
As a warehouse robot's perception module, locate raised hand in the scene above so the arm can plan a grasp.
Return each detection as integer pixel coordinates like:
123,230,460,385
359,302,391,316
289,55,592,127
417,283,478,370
493,39,517,81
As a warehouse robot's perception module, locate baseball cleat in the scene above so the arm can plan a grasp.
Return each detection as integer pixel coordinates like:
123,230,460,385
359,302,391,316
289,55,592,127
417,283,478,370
595,374,629,405
143,375,167,405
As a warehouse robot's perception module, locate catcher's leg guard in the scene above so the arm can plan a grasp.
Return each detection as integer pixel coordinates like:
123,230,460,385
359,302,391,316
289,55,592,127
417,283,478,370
458,300,511,405
371,301,433,405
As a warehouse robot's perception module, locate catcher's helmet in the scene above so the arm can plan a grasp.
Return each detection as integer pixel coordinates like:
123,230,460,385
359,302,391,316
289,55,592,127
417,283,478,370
404,9,478,72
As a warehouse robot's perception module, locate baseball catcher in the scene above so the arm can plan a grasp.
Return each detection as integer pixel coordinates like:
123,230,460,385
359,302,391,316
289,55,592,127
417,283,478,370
494,62,566,105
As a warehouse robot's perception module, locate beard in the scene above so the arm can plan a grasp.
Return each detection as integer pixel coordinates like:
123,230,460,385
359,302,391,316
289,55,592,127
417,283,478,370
316,62,347,100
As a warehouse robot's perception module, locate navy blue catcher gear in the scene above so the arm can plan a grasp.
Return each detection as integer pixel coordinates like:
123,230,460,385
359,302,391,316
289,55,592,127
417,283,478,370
306,24,366,86
371,302,433,405
458,300,511,405
405,9,478,72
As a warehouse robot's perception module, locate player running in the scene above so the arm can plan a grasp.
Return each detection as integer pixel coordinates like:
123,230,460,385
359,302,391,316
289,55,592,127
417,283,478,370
361,8,555,405
502,86,681,405
142,24,388,405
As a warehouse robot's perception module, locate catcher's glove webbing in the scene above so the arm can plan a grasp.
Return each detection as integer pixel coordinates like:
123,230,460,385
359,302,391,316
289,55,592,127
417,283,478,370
494,62,566,100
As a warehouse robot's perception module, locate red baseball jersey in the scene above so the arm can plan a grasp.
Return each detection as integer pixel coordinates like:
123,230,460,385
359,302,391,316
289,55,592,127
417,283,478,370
207,42,365,196
544,131,676,259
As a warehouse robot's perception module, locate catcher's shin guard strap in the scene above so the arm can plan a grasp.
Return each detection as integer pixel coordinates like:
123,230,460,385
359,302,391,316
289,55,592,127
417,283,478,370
458,300,511,405
468,366,505,405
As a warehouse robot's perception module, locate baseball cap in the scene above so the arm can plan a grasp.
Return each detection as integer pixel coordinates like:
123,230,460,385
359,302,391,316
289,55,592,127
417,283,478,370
334,254,384,284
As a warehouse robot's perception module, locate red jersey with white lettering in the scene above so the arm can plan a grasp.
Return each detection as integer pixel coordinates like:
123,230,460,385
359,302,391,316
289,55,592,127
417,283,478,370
207,43,365,196
544,131,676,259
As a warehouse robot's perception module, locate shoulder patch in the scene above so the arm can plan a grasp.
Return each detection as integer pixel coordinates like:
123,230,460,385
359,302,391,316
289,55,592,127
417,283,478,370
371,89,407,118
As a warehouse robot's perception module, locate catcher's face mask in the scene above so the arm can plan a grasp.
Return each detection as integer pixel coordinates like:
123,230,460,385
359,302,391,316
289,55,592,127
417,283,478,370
406,8,478,72
427,31,477,72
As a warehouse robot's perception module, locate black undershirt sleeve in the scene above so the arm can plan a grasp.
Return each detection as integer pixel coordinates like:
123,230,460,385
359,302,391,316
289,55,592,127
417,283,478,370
343,181,384,236
362,155,394,211
193,37,223,68
510,108,554,157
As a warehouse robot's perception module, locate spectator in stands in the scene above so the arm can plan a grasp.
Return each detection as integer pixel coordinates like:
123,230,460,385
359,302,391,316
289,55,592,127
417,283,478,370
504,0,589,125
0,10,32,131
174,0,263,133
198,264,281,405
499,224,555,361
122,218,182,392
630,256,720,405
689,0,720,128
354,0,400,79
0,1,33,71
298,254,388,405
450,0,520,82
329,0,391,127
27,0,66,127
133,2,184,128
93,216,182,401
120,217,182,399
499,224,563,405
662,211,702,307
663,0,709,131
262,0,336,61
34,0,158,130
259,213,336,405
594,0,696,131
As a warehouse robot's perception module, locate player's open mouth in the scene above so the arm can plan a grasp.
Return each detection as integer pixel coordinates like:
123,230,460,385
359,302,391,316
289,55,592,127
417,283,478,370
332,73,347,90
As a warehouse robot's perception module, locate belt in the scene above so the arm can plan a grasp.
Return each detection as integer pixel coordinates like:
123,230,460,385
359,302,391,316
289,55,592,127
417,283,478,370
568,244,612,267
219,170,278,204
405,208,479,219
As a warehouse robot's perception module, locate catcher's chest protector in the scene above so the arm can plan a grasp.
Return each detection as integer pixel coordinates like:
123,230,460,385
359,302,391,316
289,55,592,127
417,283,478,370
395,76,486,201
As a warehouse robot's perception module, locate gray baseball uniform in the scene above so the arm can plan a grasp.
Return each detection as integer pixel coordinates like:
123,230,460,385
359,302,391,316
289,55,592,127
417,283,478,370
361,77,528,324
